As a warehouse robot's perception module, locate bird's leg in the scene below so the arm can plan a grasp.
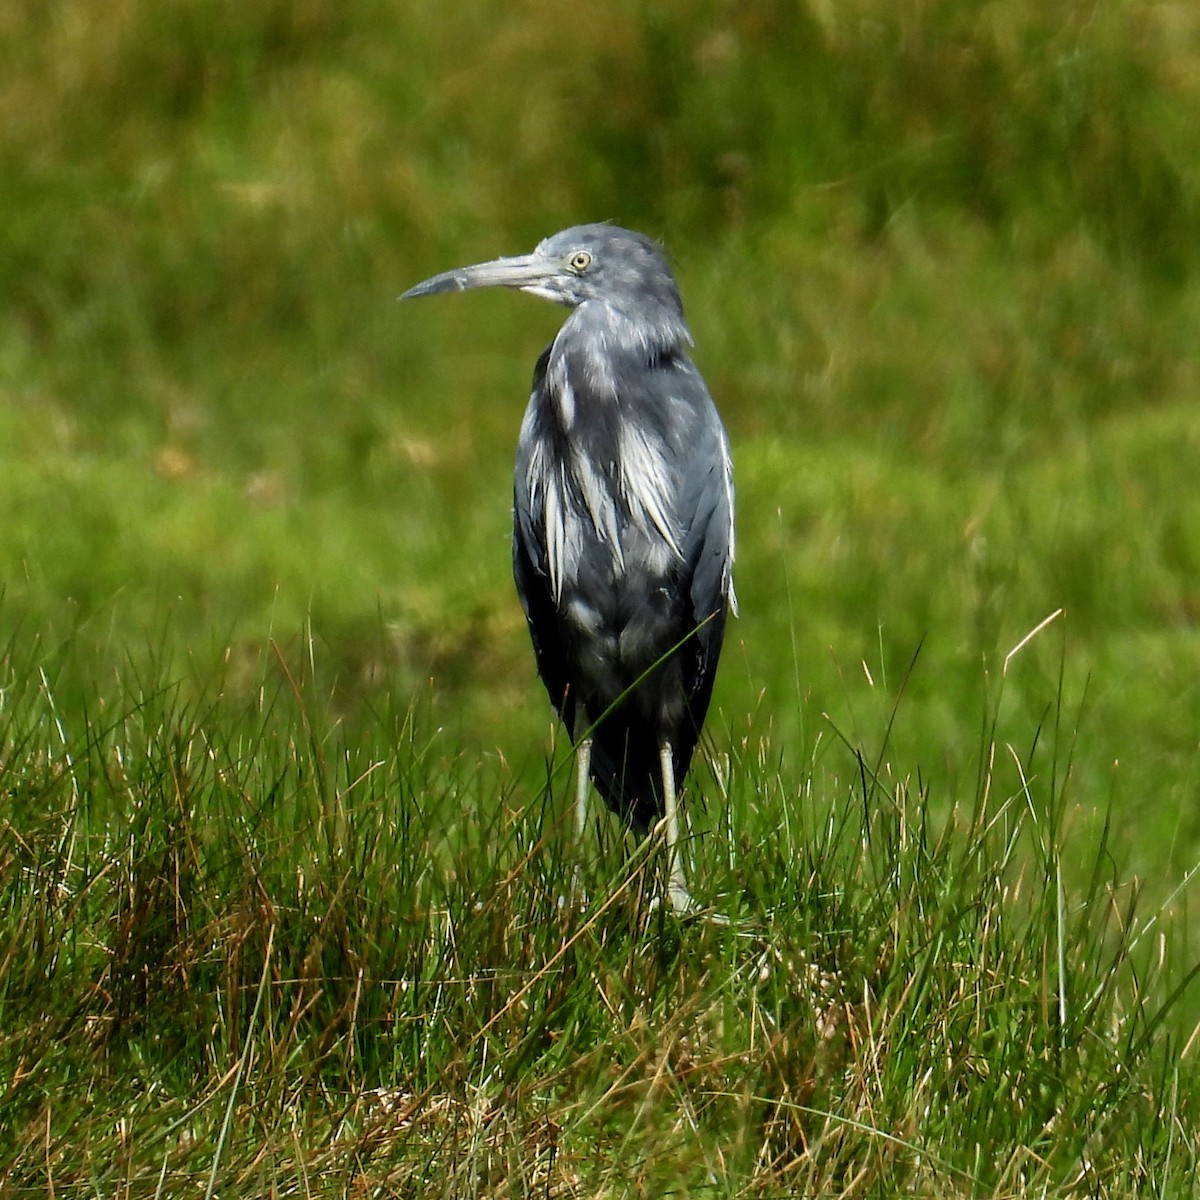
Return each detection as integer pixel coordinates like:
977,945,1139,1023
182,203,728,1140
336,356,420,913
575,734,592,840
571,725,592,902
659,741,694,913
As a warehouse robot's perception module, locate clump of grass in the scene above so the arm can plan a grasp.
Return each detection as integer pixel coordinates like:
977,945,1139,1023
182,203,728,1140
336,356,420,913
0,631,1195,1196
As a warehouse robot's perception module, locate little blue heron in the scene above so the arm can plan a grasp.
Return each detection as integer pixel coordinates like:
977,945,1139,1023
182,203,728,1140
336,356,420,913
401,224,735,910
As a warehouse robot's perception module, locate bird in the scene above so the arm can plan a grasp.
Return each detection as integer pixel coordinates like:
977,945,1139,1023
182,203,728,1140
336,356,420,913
400,224,735,911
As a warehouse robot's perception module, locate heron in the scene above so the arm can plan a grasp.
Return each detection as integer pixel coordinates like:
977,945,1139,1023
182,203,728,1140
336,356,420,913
401,224,735,911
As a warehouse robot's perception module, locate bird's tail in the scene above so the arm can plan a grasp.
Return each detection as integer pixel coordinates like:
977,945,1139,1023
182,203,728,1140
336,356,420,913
585,713,697,837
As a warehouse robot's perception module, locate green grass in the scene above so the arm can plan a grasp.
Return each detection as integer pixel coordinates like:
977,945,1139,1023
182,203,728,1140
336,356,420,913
0,635,1196,1195
2,0,1200,1192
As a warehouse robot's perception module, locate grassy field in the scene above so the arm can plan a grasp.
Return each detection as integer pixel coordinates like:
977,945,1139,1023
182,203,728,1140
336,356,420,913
2,0,1199,1193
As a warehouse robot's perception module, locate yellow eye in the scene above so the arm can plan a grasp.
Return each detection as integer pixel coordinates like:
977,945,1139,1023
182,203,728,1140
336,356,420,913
568,250,592,272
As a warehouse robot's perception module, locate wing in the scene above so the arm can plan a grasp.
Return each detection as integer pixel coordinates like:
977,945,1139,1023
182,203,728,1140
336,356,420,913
671,362,735,773
512,348,576,730
603,344,735,788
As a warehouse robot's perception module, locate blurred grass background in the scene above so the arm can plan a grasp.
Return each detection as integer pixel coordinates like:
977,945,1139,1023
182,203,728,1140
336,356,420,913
2,0,1198,887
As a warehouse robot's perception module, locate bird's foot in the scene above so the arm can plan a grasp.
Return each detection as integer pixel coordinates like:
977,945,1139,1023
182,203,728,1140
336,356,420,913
646,882,730,926
557,863,589,911
668,880,697,915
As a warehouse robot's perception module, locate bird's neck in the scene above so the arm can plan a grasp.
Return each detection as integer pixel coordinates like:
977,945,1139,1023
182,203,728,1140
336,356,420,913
564,300,692,362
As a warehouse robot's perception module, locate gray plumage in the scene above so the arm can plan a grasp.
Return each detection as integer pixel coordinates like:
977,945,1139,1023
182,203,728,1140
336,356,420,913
401,223,735,855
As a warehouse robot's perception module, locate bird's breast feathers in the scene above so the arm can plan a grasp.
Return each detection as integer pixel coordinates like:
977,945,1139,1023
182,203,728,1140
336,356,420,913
521,413,691,605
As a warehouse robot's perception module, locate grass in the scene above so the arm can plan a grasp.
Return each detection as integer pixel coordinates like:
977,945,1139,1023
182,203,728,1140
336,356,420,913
2,0,1200,1192
0,632,1196,1195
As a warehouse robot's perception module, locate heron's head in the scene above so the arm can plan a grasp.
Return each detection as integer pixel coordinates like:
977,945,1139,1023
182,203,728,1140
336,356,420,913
400,224,686,323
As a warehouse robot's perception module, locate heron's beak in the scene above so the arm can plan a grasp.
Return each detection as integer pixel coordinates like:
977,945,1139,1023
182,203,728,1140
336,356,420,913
399,253,563,301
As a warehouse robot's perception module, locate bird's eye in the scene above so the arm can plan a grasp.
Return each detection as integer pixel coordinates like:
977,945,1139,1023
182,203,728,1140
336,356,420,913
568,250,592,273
